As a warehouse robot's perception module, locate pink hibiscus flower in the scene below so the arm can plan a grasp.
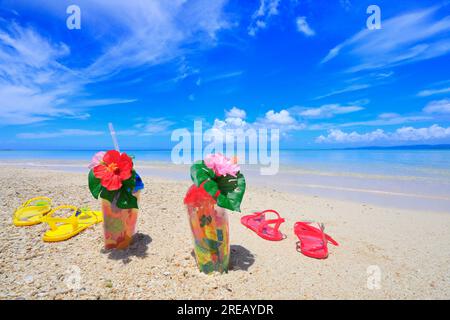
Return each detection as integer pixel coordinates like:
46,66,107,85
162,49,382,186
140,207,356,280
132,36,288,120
204,153,240,177
88,151,106,169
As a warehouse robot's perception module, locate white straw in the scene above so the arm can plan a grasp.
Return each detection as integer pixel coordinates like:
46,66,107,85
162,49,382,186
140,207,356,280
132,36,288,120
108,122,120,152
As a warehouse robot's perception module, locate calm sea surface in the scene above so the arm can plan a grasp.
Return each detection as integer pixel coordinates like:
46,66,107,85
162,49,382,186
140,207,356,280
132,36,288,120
1,149,449,212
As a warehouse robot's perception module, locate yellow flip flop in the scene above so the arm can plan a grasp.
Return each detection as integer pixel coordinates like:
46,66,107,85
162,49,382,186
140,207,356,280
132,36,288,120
13,197,52,226
42,205,103,242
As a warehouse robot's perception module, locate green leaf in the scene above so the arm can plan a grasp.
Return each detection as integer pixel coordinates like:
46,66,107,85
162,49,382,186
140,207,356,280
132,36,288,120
122,170,136,192
203,179,219,199
116,189,138,209
100,188,116,204
215,174,238,195
190,161,215,186
216,172,246,212
88,170,102,199
189,160,246,212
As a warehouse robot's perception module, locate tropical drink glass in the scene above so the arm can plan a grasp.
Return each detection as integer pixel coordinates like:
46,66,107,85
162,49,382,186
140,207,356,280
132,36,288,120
88,150,144,250
185,184,230,274
186,154,246,274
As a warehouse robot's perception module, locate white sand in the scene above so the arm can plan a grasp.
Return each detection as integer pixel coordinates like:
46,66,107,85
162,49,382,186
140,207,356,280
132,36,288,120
0,167,449,299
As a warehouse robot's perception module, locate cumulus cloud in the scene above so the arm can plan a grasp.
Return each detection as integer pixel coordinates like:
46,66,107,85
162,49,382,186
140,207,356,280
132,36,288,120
210,107,304,136
296,17,315,37
263,110,297,125
225,107,247,119
423,99,450,114
316,124,450,143
316,128,386,143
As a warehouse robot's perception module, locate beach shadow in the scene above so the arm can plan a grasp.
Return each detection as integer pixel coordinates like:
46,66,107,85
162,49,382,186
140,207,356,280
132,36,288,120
101,232,152,264
230,245,255,271
189,245,255,272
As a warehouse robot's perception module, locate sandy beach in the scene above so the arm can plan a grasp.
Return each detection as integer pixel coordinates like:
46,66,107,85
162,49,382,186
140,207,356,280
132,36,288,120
1,166,449,300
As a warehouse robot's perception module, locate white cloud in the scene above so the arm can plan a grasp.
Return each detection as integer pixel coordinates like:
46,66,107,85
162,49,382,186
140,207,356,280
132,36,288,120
316,129,387,143
316,124,450,143
417,86,450,97
201,71,244,84
340,0,352,11
71,99,138,108
212,107,248,132
321,6,450,72
297,104,364,119
340,114,432,127
225,107,246,119
139,118,175,135
17,129,104,139
314,84,370,100
264,110,296,125
0,0,230,125
393,125,450,141
210,107,304,137
423,99,450,114
296,17,315,37
80,0,230,78
0,23,86,125
248,0,280,36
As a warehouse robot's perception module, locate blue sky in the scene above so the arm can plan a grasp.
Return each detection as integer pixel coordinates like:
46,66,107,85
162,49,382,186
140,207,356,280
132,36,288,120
0,0,449,150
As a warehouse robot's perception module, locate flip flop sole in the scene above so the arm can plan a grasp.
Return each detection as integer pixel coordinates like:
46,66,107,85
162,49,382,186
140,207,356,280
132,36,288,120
43,211,103,242
13,207,51,226
241,215,284,241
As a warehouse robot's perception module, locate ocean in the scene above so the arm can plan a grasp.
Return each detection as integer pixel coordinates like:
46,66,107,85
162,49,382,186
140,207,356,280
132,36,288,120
1,149,449,212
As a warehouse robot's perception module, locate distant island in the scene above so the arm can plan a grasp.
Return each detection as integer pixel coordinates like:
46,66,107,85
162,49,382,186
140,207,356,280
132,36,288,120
339,144,450,150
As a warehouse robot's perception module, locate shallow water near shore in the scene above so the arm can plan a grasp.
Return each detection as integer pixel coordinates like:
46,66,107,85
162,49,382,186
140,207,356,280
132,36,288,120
1,149,449,213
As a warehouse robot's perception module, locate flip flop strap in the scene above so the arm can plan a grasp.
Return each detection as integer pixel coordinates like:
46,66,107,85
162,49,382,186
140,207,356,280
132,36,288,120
259,209,281,219
250,209,281,220
295,222,338,246
258,217,285,233
22,196,52,207
14,196,52,220
42,205,79,231
250,210,284,233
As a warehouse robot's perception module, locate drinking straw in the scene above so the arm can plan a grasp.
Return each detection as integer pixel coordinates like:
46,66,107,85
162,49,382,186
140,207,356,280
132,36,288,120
108,122,120,152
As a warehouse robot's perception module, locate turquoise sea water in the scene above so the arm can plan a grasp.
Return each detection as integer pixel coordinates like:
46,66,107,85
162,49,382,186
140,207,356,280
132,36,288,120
1,149,449,212
1,149,449,180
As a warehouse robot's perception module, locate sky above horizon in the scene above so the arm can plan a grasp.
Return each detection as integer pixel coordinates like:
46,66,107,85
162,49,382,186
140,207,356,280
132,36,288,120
0,0,450,150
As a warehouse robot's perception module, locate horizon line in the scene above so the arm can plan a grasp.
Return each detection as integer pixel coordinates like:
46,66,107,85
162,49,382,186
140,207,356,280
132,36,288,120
1,144,450,152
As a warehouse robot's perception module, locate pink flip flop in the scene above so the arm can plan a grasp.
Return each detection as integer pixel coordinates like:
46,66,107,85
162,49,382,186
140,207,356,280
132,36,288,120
294,221,338,259
241,210,285,241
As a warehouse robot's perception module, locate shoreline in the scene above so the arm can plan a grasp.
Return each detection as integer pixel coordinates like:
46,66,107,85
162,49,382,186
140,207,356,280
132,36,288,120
1,167,450,299
1,160,449,214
